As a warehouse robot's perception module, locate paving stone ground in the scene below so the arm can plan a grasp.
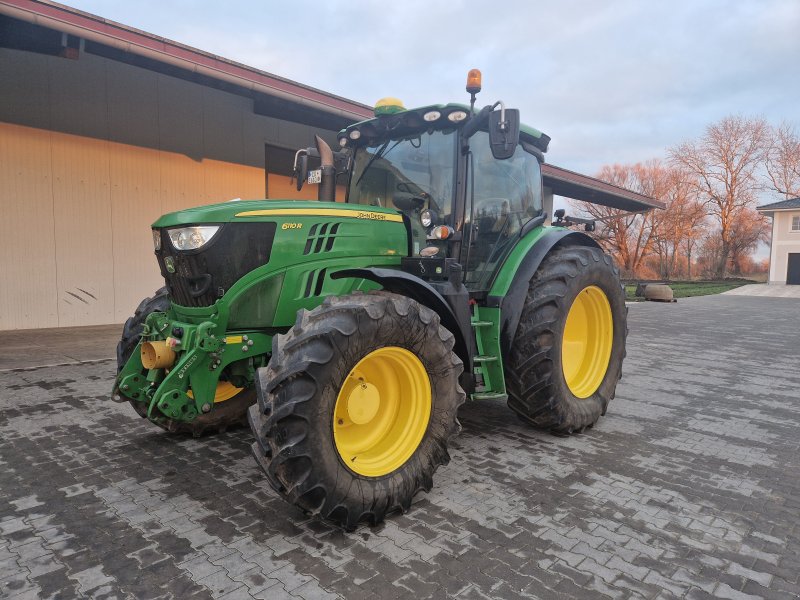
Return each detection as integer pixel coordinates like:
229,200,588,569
1,295,799,599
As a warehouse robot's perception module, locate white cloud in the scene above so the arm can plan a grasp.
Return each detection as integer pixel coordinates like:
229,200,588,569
64,0,800,175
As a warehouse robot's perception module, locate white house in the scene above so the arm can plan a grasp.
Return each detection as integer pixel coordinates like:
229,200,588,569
757,198,800,285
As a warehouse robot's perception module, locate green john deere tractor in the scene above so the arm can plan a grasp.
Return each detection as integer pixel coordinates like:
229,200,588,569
114,71,627,529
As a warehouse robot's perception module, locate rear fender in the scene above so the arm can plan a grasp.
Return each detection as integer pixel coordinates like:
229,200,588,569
487,229,601,362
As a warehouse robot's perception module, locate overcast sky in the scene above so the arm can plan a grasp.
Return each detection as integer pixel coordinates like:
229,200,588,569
65,0,800,177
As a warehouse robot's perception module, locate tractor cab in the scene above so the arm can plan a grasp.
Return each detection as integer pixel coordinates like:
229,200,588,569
337,98,549,294
294,79,550,296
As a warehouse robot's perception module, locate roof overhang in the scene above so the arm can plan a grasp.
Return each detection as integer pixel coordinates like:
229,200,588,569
756,207,800,215
542,163,664,212
0,0,373,128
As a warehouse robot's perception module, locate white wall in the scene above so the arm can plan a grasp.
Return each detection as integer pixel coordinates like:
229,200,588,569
768,210,800,283
0,121,269,329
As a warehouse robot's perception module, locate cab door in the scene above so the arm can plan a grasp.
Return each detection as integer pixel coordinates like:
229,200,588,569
461,132,543,292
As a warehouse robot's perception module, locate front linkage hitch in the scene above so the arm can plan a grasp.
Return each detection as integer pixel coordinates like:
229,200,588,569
113,311,271,425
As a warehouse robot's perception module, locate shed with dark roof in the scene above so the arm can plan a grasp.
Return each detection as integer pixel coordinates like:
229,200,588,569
0,0,660,329
0,0,377,330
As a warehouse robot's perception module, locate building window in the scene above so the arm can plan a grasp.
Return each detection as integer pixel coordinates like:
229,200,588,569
793,215,800,231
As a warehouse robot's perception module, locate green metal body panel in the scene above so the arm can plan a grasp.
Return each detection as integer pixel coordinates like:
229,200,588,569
115,200,407,423
153,199,401,228
488,225,552,298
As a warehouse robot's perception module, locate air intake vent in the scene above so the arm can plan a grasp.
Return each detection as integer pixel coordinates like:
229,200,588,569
301,268,327,299
303,223,340,255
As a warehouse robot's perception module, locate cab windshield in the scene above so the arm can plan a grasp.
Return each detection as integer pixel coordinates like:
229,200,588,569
348,130,457,254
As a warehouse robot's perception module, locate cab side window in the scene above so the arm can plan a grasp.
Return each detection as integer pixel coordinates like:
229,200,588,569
465,132,542,290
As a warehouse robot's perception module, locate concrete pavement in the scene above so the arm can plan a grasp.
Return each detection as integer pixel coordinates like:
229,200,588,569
1,295,799,599
0,324,122,371
723,283,800,298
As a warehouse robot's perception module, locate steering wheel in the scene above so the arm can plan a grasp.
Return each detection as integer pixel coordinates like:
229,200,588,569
396,182,441,212
393,194,426,212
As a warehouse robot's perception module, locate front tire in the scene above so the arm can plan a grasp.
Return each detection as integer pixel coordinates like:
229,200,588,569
506,246,627,433
116,289,254,436
249,292,465,530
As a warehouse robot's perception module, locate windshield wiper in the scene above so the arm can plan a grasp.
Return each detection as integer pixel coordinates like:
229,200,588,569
355,139,402,186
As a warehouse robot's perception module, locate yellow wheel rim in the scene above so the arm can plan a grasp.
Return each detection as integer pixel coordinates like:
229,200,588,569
186,381,242,403
333,347,431,477
562,285,613,399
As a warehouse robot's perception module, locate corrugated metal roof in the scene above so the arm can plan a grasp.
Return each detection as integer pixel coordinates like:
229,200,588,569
0,0,374,122
542,163,665,212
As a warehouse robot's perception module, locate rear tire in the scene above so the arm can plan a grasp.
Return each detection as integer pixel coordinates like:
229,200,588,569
506,246,627,433
116,289,254,436
249,292,465,530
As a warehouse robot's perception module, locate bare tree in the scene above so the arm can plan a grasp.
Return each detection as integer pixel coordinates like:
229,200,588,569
670,115,770,278
766,122,800,200
684,216,707,280
697,231,724,278
651,168,707,279
571,161,667,277
727,208,770,275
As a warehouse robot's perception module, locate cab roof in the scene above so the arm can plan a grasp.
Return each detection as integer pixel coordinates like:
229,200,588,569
337,102,662,213
338,103,551,153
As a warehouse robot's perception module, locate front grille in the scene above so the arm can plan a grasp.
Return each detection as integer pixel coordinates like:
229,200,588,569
155,222,277,307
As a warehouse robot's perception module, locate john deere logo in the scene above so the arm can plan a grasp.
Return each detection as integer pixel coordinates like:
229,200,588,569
164,256,176,273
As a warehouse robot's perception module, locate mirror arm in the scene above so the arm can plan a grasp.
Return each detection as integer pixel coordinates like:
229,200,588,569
487,100,510,132
292,149,306,174
461,105,492,140
495,101,506,131
292,149,308,191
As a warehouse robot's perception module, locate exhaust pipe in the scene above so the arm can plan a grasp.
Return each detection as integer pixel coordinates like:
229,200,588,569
315,135,336,203
141,341,177,370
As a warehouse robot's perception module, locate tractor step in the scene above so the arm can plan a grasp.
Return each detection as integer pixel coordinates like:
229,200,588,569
471,392,508,401
471,321,493,327
473,355,498,363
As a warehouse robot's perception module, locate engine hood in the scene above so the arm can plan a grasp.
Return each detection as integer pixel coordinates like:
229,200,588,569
152,200,404,228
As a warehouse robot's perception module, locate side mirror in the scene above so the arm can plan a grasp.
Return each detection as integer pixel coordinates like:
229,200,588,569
294,153,308,191
489,108,520,160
